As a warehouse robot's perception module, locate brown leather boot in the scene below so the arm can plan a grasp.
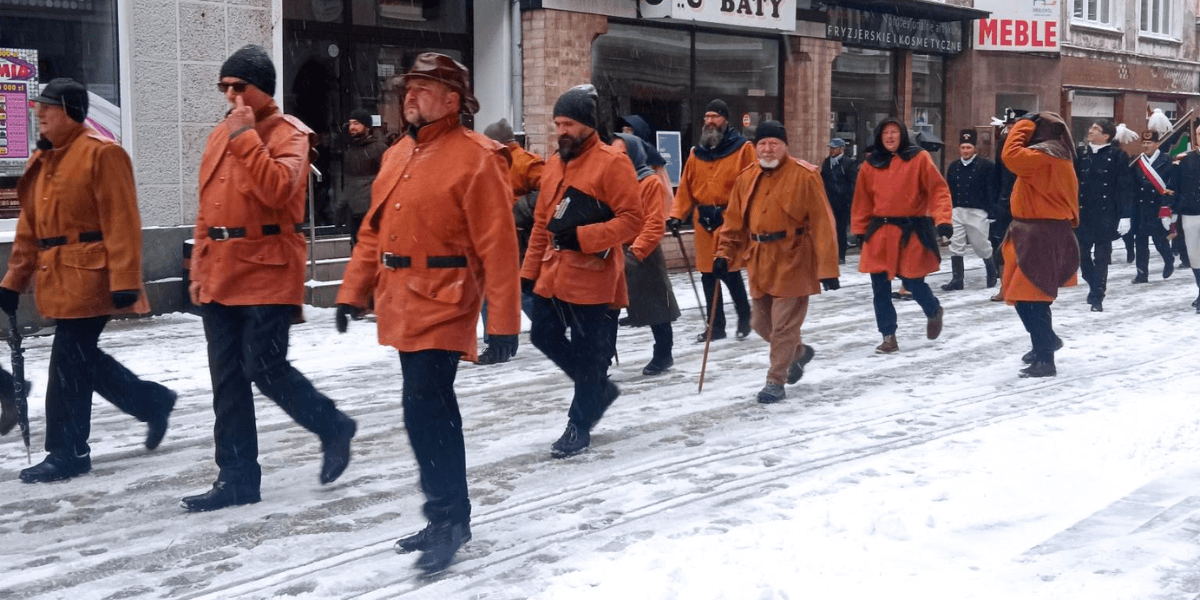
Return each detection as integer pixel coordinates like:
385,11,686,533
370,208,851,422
875,335,899,354
927,307,944,340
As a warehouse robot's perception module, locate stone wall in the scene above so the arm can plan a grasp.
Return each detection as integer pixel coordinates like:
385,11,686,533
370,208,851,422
783,36,841,165
521,9,609,159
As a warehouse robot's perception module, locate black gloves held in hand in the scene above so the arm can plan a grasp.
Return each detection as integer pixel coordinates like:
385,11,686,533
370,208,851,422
0,288,18,316
521,278,535,295
112,290,139,309
821,278,840,291
711,257,729,279
478,334,518,365
335,304,364,333
666,218,682,235
937,223,954,239
553,229,582,252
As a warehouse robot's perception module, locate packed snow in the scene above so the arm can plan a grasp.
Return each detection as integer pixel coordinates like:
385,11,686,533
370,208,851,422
1,253,1199,600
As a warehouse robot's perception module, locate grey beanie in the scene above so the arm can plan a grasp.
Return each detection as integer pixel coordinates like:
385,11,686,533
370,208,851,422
553,84,598,130
483,118,515,143
220,44,276,96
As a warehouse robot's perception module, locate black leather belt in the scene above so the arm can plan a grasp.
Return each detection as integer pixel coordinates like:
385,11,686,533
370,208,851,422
750,228,804,243
38,230,103,249
381,253,468,269
208,224,304,241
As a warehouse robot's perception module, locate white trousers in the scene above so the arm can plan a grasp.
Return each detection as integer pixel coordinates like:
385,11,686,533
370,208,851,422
948,206,993,259
1181,214,1200,266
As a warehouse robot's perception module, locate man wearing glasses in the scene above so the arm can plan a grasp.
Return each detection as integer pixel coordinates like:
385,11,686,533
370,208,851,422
183,44,357,512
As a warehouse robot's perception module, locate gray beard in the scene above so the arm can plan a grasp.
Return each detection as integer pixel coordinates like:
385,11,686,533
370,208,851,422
699,124,725,149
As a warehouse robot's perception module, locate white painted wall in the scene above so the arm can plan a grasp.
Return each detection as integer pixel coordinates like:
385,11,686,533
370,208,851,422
473,1,512,133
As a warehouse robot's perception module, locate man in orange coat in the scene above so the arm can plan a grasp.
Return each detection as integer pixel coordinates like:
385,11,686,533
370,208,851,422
184,45,357,512
852,118,953,354
667,100,756,343
0,78,177,483
522,84,642,459
714,122,840,403
336,54,520,573
1000,113,1079,378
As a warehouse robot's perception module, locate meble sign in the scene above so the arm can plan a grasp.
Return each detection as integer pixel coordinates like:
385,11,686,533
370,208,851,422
640,0,797,32
974,0,1060,53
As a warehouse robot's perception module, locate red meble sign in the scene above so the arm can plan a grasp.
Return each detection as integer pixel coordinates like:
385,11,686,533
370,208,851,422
978,18,1057,49
973,0,1061,53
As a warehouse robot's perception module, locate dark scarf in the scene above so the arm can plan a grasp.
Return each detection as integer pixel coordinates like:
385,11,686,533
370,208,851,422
614,133,655,181
865,117,922,169
693,125,748,162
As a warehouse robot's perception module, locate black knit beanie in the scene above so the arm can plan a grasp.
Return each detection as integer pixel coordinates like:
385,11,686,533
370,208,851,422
220,44,275,96
705,99,730,119
348,109,372,127
553,84,598,130
755,120,787,144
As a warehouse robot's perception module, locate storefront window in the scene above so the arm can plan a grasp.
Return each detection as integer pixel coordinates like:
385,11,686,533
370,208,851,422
830,47,894,162
912,54,945,165
592,22,781,152
284,0,467,34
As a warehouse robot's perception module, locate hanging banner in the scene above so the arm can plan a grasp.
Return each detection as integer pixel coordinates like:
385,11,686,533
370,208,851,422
826,7,963,54
974,0,1059,52
640,0,797,32
0,48,37,172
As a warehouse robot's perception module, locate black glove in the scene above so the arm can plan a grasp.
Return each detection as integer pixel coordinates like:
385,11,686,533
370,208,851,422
111,290,139,309
479,334,518,365
937,223,954,238
821,278,840,291
335,304,363,333
0,288,18,316
521,278,535,295
553,229,582,252
624,247,640,265
666,218,682,234
1015,113,1041,125
711,257,729,279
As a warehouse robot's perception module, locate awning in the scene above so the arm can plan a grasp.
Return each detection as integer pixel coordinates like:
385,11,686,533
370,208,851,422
819,0,989,22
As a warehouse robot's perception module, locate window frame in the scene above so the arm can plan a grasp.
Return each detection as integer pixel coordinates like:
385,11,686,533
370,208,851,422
1072,0,1119,29
1138,0,1177,38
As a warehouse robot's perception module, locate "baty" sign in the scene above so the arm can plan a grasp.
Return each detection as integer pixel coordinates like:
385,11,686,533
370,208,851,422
639,0,797,32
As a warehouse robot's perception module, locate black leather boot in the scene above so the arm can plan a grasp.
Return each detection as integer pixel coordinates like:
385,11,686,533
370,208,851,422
941,256,964,291
984,256,998,288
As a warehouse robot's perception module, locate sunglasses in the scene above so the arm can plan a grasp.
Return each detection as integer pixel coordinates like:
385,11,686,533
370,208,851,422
217,82,249,94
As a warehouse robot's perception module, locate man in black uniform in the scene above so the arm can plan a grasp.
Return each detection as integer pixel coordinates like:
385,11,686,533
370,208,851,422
942,129,998,290
338,108,387,247
820,138,857,264
1129,129,1176,283
1075,119,1134,312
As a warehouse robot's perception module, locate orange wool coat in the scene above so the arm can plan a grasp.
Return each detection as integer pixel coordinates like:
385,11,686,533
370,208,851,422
336,114,520,360
670,142,757,273
851,150,953,279
192,102,314,306
999,119,1080,303
716,157,840,298
2,125,150,319
508,142,544,199
629,173,667,261
520,134,643,307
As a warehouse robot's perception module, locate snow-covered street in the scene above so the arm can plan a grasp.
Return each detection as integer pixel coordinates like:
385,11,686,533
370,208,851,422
2,254,1200,600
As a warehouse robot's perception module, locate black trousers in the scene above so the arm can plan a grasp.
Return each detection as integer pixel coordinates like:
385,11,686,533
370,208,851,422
530,295,616,430
201,303,349,490
1134,224,1174,278
45,316,172,458
869,273,940,337
1076,226,1111,303
1015,301,1056,364
832,202,851,261
399,349,469,525
700,271,751,335
650,322,673,360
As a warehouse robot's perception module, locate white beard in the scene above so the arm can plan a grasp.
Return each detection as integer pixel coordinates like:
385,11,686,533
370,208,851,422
759,158,780,169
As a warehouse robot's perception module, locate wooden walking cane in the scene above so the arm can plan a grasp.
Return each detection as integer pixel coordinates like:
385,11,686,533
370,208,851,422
671,230,707,320
697,280,722,393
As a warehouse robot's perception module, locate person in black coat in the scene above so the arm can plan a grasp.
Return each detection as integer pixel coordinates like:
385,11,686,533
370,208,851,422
1129,130,1176,283
942,129,998,290
820,138,857,263
1168,124,1200,312
338,108,387,247
1074,119,1135,312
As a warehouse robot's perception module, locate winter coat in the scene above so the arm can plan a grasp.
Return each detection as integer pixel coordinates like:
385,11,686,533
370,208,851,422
851,150,953,280
192,102,313,307
999,119,1080,303
1129,151,1175,233
340,132,387,216
945,156,997,214
2,125,150,318
717,157,839,298
1170,152,1200,216
1075,142,1134,239
624,174,680,327
520,133,643,308
336,113,520,360
670,141,756,273
507,142,545,199
819,154,857,210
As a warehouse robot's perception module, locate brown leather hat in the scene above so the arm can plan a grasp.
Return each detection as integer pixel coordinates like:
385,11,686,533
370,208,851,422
401,52,479,115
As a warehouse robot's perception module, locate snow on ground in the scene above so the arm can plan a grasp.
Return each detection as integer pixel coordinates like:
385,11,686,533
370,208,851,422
2,254,1200,600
